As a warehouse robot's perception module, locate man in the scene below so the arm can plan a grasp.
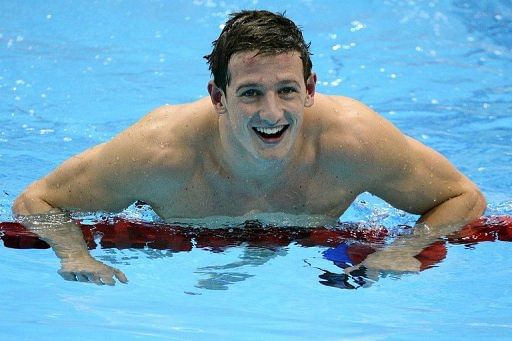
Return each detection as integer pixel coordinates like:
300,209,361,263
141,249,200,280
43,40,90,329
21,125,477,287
13,10,486,285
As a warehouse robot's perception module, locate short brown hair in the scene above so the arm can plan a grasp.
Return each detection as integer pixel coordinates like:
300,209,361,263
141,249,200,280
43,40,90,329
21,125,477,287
204,10,312,93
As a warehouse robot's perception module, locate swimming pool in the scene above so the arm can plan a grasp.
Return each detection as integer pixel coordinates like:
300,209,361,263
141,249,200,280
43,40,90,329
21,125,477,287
1,0,511,339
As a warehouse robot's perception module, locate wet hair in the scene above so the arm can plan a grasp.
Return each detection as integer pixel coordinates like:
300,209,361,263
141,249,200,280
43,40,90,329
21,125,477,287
204,10,312,93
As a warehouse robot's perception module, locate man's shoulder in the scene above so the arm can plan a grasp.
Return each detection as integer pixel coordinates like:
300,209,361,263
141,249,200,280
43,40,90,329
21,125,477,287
134,97,215,143
310,94,378,126
142,97,215,131
311,94,409,171
109,97,215,173
309,94,383,147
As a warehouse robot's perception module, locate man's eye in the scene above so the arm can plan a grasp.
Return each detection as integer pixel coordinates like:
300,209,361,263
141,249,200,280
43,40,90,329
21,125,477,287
240,89,260,97
279,87,298,95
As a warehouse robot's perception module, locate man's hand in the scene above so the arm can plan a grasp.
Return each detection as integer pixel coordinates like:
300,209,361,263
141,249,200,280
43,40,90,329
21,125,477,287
345,247,421,274
59,256,128,286
12,213,128,286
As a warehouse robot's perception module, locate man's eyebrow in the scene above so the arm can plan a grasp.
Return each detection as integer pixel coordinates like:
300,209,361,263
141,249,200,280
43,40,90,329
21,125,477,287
235,80,302,92
235,83,263,92
277,80,301,87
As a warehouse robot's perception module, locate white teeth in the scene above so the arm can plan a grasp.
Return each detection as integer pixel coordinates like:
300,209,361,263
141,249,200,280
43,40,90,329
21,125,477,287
254,125,286,135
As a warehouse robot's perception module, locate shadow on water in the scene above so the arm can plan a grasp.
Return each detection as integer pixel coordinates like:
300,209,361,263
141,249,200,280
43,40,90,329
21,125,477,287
0,216,511,290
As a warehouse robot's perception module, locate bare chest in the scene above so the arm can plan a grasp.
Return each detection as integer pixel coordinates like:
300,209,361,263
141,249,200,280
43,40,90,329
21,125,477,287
152,169,358,221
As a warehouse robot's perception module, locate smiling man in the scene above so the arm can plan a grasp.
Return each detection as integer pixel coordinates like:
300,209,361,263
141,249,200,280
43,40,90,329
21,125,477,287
13,10,486,285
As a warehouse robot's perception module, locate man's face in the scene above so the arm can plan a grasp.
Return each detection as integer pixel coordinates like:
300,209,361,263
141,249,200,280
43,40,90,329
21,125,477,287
217,51,315,161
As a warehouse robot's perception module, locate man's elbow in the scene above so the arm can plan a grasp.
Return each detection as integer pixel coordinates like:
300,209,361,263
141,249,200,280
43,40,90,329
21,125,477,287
12,192,30,216
12,187,56,216
465,184,486,219
473,187,487,217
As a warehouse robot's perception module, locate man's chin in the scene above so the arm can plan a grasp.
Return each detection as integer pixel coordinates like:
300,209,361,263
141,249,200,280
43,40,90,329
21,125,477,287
251,140,294,161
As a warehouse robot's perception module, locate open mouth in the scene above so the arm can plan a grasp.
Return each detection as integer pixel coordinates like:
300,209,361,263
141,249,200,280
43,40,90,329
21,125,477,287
252,124,290,143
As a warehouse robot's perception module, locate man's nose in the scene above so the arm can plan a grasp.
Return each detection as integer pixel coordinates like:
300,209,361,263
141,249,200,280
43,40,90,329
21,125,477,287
259,93,284,124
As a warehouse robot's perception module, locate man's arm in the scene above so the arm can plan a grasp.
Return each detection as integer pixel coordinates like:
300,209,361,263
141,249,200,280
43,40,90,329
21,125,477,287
14,103,197,216
13,212,128,285
11,112,171,284
13,104,197,284
364,135,485,272
372,135,486,228
12,140,141,285
337,100,486,272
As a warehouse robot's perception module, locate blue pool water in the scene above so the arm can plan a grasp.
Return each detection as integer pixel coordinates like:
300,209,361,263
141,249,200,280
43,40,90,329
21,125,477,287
1,0,511,339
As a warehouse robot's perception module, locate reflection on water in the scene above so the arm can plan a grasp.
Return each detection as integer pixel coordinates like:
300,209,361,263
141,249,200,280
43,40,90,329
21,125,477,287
194,247,286,290
318,270,370,290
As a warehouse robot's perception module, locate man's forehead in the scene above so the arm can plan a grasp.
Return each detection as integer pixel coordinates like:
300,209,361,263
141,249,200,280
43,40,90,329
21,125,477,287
229,50,301,67
227,51,303,85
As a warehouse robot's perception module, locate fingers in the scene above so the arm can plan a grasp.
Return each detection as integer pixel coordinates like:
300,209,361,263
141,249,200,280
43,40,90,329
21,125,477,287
99,274,116,286
344,263,362,274
85,272,115,286
343,263,379,288
364,268,381,282
113,269,129,284
58,267,128,286
58,270,91,283
75,273,90,282
58,270,78,281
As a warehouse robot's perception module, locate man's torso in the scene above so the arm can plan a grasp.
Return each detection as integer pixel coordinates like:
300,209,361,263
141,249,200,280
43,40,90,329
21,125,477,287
127,94,374,222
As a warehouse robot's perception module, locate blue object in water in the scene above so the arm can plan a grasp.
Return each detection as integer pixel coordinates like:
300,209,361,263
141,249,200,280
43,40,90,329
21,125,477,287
322,243,353,267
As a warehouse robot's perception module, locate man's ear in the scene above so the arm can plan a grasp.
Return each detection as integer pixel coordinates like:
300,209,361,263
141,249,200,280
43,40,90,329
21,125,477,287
304,72,317,107
208,80,227,114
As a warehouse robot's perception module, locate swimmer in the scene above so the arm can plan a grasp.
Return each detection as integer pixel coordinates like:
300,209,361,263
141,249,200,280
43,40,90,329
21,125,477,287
12,10,486,285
